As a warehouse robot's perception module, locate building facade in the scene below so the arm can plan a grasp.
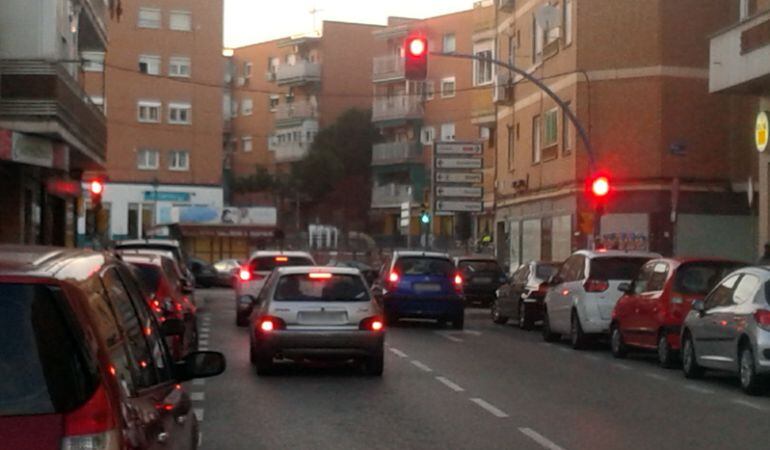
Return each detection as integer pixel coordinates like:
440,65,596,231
493,0,756,268
0,0,109,246
81,0,225,243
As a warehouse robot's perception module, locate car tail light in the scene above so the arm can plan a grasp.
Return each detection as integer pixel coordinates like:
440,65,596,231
584,279,609,292
755,309,770,330
275,256,289,262
309,272,333,280
359,316,385,331
453,273,464,291
388,272,399,284
257,316,286,333
62,383,120,450
239,268,252,281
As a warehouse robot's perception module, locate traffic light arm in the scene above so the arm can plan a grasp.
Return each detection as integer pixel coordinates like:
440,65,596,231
430,51,596,173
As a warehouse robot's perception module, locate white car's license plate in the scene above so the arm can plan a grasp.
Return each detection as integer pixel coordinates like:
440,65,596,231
297,311,348,325
413,283,441,293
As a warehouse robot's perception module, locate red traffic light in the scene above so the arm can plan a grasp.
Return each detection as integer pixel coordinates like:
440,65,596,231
591,176,610,198
89,180,104,195
404,34,428,80
407,37,427,57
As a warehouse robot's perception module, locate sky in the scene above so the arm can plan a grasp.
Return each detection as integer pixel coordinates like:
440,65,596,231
224,0,475,48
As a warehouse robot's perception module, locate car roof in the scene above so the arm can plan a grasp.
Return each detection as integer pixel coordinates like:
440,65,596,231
647,256,747,266
249,250,314,259
574,249,662,259
274,266,362,276
115,239,180,247
394,250,451,259
455,256,499,262
121,253,173,267
0,245,112,280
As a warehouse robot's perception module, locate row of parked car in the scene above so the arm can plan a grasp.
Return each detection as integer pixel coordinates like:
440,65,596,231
492,249,770,395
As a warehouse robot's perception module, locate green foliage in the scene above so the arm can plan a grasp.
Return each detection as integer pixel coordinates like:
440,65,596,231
232,165,274,193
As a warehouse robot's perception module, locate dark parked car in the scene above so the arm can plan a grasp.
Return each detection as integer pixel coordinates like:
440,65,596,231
0,245,225,450
114,239,196,292
454,256,507,307
329,260,378,286
213,258,241,287
189,257,219,288
493,261,560,329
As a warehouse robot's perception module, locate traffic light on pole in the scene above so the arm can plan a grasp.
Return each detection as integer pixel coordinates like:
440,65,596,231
89,179,104,208
420,204,431,224
404,34,428,81
587,174,610,216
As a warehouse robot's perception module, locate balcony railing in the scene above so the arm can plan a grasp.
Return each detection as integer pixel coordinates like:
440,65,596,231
79,0,109,50
274,101,318,125
372,141,422,166
271,141,311,163
275,60,321,86
710,9,770,93
373,54,405,82
371,183,413,208
372,94,424,123
0,60,106,167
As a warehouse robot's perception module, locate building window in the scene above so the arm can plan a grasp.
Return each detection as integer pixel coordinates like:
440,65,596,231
90,96,105,112
231,100,239,117
138,7,161,29
563,0,573,46
137,149,159,170
241,98,253,116
563,101,572,154
532,115,541,163
243,62,253,78
169,56,191,77
168,102,192,124
137,100,161,123
169,10,192,31
543,108,558,148
168,150,190,171
440,123,456,142
242,137,253,152
507,125,514,171
532,15,544,64
443,33,456,53
81,51,104,72
473,41,494,86
421,126,436,145
740,0,754,20
441,77,456,98
269,95,280,111
424,80,435,100
285,87,295,103
139,54,161,75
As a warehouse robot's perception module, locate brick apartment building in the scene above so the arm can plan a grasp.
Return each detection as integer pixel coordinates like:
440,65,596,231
370,1,497,247
82,0,224,242
492,0,757,267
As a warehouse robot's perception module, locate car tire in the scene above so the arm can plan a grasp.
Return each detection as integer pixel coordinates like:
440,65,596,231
518,301,534,330
542,308,560,342
739,345,763,396
657,332,676,369
491,299,509,325
610,324,628,359
452,315,464,330
365,350,384,376
570,311,589,350
255,354,274,376
682,333,704,379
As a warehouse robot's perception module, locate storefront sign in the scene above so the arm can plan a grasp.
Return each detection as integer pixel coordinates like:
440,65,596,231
11,132,54,168
143,191,192,202
174,206,277,226
757,111,769,153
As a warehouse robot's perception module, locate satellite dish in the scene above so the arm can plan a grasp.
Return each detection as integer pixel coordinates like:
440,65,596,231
535,4,562,29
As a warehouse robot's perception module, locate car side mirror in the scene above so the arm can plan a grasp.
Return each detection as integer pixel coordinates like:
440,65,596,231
691,300,706,315
161,318,186,337
618,282,631,293
175,351,226,382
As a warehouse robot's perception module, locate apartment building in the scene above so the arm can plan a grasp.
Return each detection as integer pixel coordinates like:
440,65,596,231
229,20,384,189
0,0,108,246
493,0,756,266
82,0,224,242
710,0,770,254
370,2,497,247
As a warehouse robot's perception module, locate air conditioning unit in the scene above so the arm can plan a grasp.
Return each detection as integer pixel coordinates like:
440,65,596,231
498,0,515,12
492,72,512,103
236,77,245,87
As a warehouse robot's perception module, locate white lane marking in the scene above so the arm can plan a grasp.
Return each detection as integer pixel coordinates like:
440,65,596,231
192,379,206,386
557,347,570,353
584,354,602,361
200,327,211,333
198,340,210,347
199,347,209,351
519,427,566,450
435,376,465,392
470,398,509,418
190,392,205,401
198,432,203,447
194,408,204,422
684,384,714,395
411,360,433,372
435,331,464,343
731,398,766,411
645,372,669,381
612,363,631,370
199,333,210,339
463,330,482,336
389,348,408,358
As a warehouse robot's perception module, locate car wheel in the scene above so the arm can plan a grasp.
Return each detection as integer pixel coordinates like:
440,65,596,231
541,308,560,342
255,353,274,376
610,324,628,359
682,334,704,379
739,345,763,395
570,311,589,350
491,300,509,325
657,332,676,369
236,312,248,327
452,315,464,330
365,350,384,376
518,301,534,330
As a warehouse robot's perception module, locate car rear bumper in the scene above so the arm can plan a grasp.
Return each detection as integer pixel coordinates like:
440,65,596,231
255,330,384,359
463,286,498,303
384,296,464,320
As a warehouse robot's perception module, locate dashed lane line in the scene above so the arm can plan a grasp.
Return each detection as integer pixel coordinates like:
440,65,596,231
193,408,204,422
435,331,464,343
584,354,602,362
389,348,408,358
435,376,465,392
645,372,669,382
410,360,433,372
731,398,767,411
519,427,566,450
462,330,482,336
684,384,714,395
190,392,205,401
469,398,509,418
612,363,631,370
192,379,206,386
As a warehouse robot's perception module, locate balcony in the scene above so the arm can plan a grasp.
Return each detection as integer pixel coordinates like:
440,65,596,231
371,183,413,209
373,54,405,82
0,60,106,168
275,61,321,86
271,141,311,163
79,0,109,51
274,101,318,127
372,95,424,123
372,141,422,166
710,10,770,93
269,120,318,163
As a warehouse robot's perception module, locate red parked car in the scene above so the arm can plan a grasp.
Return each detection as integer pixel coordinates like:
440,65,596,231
610,257,745,367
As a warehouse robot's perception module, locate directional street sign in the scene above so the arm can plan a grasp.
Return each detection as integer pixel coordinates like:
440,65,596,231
435,142,483,156
436,200,483,213
436,158,483,169
436,186,483,198
436,172,483,183
400,202,410,227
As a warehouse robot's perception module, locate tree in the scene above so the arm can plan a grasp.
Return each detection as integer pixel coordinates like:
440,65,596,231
233,165,274,193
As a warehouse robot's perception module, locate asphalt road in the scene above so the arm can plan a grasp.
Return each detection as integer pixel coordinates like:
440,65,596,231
191,288,770,450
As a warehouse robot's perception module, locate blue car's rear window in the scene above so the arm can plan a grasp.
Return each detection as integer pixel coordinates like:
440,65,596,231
395,257,453,277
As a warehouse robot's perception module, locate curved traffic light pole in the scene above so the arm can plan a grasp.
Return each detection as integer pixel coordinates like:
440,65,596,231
430,52,596,173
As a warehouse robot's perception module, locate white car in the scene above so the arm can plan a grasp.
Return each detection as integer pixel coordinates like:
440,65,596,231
542,249,660,349
235,250,316,326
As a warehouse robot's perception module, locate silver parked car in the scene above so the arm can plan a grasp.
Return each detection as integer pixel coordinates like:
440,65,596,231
681,266,770,395
247,266,385,376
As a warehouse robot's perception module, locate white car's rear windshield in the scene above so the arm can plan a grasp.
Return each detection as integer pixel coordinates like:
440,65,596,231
273,274,369,302
591,257,649,280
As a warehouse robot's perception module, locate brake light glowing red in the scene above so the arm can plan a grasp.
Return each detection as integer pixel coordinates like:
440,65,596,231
371,320,384,331
63,383,116,437
755,310,770,329
584,279,609,292
275,256,289,262
309,272,333,280
389,272,399,283
239,268,252,281
359,316,385,331
454,274,463,286
260,320,274,332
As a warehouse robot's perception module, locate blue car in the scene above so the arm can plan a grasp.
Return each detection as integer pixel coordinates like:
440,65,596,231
372,251,465,329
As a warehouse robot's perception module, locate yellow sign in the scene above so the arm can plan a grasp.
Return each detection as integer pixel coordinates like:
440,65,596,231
758,111,769,153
